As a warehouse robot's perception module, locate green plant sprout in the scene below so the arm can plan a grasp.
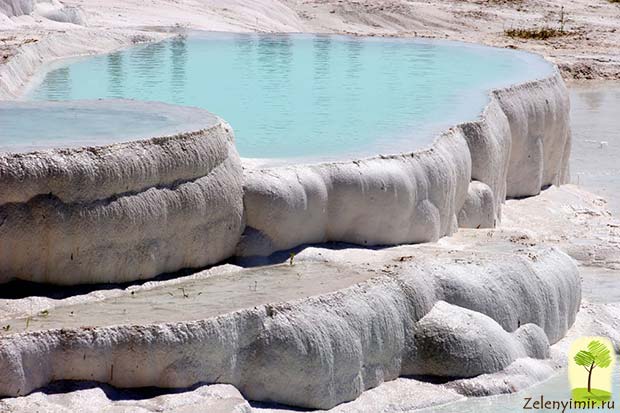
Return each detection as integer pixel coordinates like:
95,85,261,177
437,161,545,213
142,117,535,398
289,252,296,266
574,340,612,394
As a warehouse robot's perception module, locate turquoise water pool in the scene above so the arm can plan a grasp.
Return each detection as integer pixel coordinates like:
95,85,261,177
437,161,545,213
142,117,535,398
26,33,554,159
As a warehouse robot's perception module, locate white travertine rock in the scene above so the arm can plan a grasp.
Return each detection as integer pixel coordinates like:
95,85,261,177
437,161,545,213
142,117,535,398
238,72,572,257
457,180,496,228
0,246,580,409
0,0,33,17
0,382,253,413
406,301,549,378
0,102,245,285
459,98,511,220
0,0,86,24
1,48,571,284
494,75,572,198
444,357,557,398
238,130,471,255
34,1,86,25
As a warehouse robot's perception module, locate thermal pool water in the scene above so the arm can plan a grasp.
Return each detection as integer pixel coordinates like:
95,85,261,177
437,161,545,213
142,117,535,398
25,33,554,160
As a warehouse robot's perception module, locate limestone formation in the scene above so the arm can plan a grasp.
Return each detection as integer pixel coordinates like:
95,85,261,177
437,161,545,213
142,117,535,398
0,101,245,284
0,246,580,409
239,72,572,256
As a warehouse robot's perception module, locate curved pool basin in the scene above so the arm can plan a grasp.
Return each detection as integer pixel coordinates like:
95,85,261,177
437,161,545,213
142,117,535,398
24,32,555,161
0,32,571,288
0,100,219,153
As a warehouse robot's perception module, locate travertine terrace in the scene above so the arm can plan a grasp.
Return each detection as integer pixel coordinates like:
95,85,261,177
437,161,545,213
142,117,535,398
0,1,615,411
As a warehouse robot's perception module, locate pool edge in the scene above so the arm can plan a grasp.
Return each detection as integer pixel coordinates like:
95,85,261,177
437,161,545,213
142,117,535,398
238,69,571,257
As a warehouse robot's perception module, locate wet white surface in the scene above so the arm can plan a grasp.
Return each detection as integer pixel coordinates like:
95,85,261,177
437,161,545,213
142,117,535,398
570,82,620,217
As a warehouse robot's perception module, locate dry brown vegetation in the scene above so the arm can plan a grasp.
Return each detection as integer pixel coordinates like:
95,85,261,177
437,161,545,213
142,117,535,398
504,27,568,40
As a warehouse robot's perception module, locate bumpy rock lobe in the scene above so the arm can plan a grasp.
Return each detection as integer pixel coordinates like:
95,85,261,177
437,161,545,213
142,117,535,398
0,105,245,285
408,302,549,378
0,246,580,409
238,72,571,257
457,181,496,228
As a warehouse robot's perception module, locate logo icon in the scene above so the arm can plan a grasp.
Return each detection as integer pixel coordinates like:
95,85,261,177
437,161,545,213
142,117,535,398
569,337,614,404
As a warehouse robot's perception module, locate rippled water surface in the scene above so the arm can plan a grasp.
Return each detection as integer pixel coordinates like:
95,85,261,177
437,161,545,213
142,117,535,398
27,33,553,159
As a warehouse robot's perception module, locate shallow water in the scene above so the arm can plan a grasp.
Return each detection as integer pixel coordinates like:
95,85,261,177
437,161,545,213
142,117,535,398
0,100,216,152
570,82,620,217
424,364,620,413
26,33,553,160
0,262,374,334
581,267,620,304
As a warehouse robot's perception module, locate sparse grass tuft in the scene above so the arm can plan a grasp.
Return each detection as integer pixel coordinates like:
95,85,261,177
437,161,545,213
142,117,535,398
504,27,567,40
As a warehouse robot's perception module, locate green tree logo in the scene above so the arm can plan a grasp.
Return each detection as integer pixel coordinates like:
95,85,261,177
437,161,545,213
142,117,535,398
573,339,613,401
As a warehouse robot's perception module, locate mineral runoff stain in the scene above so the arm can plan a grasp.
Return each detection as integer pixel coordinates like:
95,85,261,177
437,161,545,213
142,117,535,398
569,336,615,406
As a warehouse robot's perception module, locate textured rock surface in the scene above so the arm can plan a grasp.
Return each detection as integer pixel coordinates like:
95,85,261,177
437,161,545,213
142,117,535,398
0,101,245,285
238,72,572,256
0,382,253,413
0,38,571,282
457,181,496,228
407,302,549,378
239,130,471,256
494,75,572,198
0,245,580,409
0,0,85,24
0,0,34,17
